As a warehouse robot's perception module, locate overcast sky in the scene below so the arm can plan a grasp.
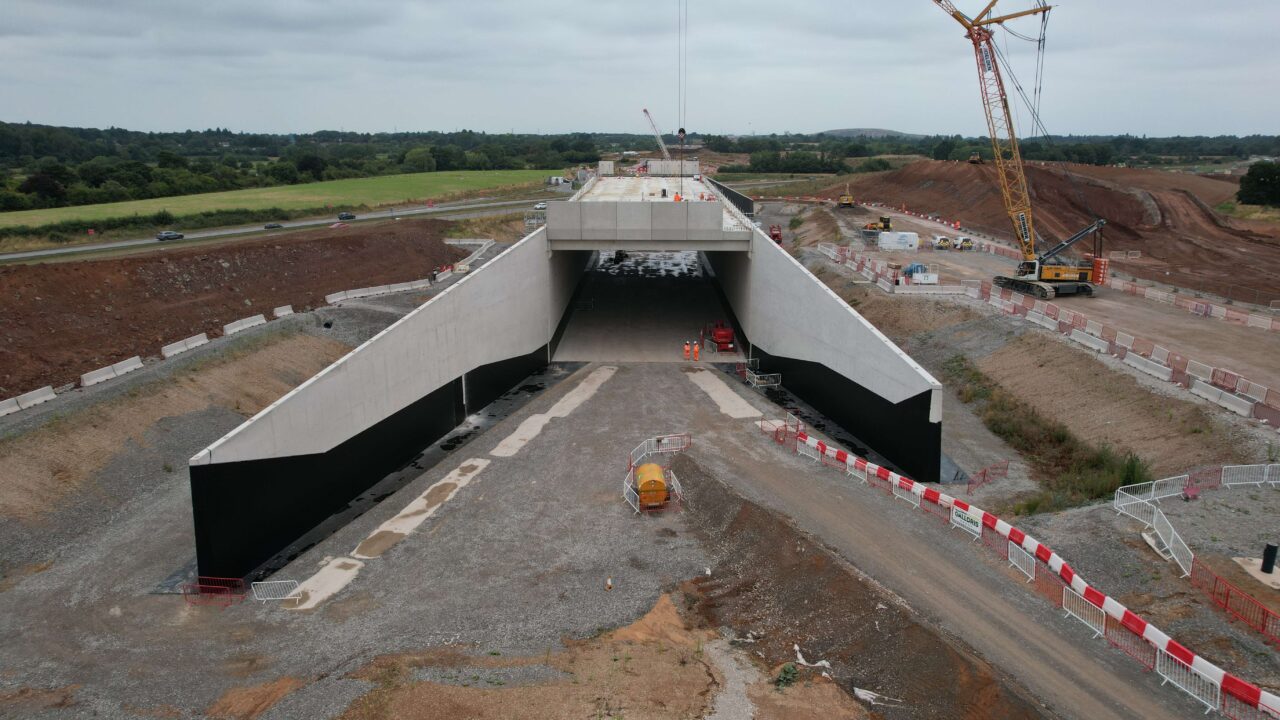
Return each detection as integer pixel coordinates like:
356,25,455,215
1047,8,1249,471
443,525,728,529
4,1,1277,138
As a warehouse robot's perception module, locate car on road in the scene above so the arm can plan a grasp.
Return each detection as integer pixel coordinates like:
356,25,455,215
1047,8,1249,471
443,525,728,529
264,223,283,229
533,202,547,210
337,212,356,221
155,230,183,241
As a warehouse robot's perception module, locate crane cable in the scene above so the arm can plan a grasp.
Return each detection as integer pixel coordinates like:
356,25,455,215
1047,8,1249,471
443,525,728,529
675,0,689,193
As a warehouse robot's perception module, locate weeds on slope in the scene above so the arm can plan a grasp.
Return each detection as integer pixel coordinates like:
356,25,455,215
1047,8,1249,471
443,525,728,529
942,354,1152,514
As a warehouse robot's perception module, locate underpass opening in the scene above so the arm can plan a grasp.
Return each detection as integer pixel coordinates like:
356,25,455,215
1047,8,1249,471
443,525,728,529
552,250,745,363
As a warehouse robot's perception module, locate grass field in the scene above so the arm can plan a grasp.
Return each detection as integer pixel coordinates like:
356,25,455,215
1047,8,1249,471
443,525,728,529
0,170,551,229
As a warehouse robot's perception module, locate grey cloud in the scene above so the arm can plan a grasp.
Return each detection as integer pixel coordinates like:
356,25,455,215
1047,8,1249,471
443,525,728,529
1,0,1276,136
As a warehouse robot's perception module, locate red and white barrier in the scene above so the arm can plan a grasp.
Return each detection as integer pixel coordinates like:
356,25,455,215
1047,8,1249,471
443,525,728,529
770,427,1280,717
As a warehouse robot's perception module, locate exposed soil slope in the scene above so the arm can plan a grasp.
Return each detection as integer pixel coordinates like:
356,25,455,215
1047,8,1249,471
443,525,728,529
830,160,1280,298
0,218,463,395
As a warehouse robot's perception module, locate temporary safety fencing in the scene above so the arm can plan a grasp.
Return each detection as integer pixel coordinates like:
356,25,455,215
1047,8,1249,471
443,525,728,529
1107,276,1279,334
622,433,690,513
1106,613,1157,670
845,238,1280,422
764,429,1280,716
1158,648,1222,713
746,370,781,389
180,576,247,607
251,580,301,603
1063,586,1106,638
1190,558,1280,648
966,459,1010,493
1008,541,1036,581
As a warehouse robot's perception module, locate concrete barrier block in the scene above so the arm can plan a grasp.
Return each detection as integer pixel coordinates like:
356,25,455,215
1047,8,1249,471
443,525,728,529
15,385,56,409
185,333,209,350
273,305,294,318
1026,311,1058,330
0,397,19,417
324,291,348,304
436,270,453,283
111,356,143,376
1190,379,1253,417
224,314,266,336
81,365,118,387
1124,353,1173,382
1069,329,1109,353
161,340,187,358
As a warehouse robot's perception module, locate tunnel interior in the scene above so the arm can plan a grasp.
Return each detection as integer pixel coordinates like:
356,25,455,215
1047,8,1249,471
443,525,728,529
552,251,745,362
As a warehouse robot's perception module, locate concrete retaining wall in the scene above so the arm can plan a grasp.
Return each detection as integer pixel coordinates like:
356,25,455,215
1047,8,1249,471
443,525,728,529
707,229,943,482
189,226,591,578
193,227,580,465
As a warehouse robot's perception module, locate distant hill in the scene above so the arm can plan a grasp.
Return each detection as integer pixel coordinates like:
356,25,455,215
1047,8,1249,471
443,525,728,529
820,128,926,139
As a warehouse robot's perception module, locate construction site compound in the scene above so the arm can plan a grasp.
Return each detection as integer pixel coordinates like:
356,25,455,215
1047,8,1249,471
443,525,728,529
3,6,1280,720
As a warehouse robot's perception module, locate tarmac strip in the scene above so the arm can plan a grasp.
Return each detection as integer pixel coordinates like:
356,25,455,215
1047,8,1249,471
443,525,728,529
352,459,490,560
489,365,617,457
684,368,762,419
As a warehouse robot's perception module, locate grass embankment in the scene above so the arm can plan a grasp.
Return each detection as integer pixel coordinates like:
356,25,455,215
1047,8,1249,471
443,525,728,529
942,354,1152,514
1214,200,1280,224
712,172,835,183
0,170,551,251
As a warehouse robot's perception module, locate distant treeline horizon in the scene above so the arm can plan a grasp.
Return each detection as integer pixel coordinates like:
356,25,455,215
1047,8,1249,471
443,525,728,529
2,119,1276,212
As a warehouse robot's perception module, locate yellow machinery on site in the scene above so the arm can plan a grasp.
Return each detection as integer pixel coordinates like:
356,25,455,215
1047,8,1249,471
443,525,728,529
863,216,892,232
634,463,670,510
838,184,855,208
934,1,1106,299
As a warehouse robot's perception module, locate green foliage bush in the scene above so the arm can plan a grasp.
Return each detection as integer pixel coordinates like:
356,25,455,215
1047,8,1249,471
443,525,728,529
943,354,1152,514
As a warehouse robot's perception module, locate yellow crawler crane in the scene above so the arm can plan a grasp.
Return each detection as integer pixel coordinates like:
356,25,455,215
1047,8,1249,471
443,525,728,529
934,1,1105,299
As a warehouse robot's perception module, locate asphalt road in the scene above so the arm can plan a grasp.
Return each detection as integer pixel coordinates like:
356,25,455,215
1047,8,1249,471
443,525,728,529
0,196,548,262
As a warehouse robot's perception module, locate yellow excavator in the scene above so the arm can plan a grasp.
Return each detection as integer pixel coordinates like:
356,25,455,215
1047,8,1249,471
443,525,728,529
934,1,1105,299
838,184,855,208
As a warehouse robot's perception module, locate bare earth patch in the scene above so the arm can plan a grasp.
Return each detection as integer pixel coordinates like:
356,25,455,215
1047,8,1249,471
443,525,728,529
0,331,349,521
206,677,305,720
976,334,1250,476
338,594,721,720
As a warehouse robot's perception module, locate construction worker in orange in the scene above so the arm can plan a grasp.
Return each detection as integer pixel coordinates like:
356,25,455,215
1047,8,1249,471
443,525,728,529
692,340,700,362
683,341,691,361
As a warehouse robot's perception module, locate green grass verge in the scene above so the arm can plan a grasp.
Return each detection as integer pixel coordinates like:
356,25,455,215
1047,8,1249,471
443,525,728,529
942,354,1151,514
0,169,551,230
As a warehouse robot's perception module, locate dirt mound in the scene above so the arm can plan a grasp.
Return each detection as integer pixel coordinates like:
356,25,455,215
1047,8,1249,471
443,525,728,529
0,218,464,395
831,160,1280,299
676,455,1043,719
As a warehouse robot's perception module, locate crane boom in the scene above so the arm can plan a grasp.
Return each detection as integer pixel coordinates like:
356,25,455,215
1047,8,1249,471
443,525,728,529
935,2,1105,300
935,0,1046,263
642,108,672,161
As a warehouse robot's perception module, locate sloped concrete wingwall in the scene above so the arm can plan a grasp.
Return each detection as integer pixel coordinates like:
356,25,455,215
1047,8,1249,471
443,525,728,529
706,231,943,482
189,228,589,578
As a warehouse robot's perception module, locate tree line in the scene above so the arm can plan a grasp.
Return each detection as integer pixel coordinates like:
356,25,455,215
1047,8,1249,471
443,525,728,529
702,132,1280,175
0,123,600,211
